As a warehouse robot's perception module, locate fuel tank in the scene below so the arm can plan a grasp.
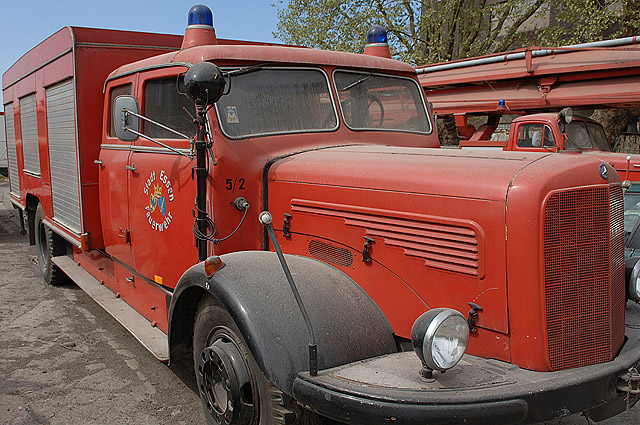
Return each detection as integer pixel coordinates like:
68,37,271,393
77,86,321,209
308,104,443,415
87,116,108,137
266,145,624,370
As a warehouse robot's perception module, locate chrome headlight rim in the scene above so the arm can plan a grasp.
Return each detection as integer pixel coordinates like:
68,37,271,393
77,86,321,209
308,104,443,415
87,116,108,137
629,258,640,302
411,308,470,373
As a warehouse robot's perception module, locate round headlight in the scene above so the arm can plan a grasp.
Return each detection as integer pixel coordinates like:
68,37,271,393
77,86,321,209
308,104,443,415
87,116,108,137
626,257,640,302
411,308,469,374
559,107,573,124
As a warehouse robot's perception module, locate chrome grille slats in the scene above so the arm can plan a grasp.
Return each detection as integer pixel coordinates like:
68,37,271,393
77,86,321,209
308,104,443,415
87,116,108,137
543,185,625,370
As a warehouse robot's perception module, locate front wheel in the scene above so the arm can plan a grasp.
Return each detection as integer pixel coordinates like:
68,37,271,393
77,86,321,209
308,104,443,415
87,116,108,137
193,297,292,425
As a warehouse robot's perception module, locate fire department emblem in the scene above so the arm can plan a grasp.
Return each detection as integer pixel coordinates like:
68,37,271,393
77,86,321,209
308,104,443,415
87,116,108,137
149,185,167,216
143,170,174,232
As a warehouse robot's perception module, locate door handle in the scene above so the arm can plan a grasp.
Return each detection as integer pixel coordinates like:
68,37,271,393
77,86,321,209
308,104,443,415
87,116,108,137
125,276,135,283
125,163,136,172
94,159,103,165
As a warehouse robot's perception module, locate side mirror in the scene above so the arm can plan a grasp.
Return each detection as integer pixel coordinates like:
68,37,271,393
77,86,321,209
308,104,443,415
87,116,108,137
184,62,226,109
113,95,140,141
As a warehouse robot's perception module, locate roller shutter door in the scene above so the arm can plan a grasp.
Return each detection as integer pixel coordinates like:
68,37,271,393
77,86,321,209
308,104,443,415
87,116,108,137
46,80,81,234
4,103,20,196
19,93,40,175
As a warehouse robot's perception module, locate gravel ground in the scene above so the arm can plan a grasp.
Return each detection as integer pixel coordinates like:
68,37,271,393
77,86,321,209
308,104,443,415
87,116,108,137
0,178,639,425
0,179,205,425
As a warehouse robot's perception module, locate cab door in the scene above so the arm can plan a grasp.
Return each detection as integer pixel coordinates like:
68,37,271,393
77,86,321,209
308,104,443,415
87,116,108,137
100,79,135,266
127,72,198,291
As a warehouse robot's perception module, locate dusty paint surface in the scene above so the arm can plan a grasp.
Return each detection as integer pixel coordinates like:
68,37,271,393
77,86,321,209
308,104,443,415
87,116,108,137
1,178,639,424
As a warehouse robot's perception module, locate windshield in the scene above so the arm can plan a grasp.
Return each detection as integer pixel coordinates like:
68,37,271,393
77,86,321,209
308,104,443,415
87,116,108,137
564,120,610,151
586,122,610,151
333,70,430,133
215,68,337,139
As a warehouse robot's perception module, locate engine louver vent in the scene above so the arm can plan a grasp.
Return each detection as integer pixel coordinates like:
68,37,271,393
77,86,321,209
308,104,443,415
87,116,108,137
291,199,484,277
308,240,354,267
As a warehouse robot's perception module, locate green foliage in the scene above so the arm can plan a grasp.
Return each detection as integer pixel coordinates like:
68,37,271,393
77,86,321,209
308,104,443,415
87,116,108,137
273,0,640,66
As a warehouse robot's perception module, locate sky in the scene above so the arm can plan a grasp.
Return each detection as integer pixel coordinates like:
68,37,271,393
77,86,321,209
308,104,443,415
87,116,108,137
0,0,282,108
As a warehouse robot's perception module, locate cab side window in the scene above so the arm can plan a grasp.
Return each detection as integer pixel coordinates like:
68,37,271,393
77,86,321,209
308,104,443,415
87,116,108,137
109,83,133,137
517,123,544,148
144,77,197,139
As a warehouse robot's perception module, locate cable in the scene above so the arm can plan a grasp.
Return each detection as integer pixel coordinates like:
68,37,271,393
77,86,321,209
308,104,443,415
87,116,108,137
191,110,247,246
193,199,250,245
212,206,249,245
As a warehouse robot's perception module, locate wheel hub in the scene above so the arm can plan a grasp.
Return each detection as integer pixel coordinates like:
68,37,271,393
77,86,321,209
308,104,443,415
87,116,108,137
198,338,255,425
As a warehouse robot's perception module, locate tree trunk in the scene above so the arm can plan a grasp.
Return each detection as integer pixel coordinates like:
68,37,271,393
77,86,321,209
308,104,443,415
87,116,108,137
438,115,461,146
589,108,640,151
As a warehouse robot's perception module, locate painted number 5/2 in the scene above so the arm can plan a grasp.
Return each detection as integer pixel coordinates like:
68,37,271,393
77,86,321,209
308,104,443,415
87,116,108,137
225,178,246,191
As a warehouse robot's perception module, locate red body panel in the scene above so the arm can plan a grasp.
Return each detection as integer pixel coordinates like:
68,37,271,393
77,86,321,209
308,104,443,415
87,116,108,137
266,146,514,358
2,27,183,249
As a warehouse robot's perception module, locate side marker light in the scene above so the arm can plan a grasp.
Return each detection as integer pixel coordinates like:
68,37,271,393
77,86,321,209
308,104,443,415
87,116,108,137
204,255,225,277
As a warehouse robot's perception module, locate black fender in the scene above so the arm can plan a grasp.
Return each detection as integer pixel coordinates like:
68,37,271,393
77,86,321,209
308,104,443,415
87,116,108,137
168,250,397,396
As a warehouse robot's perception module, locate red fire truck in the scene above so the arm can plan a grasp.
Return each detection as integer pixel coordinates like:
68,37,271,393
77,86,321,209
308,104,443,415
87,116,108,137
451,109,640,184
3,5,640,424
416,37,640,184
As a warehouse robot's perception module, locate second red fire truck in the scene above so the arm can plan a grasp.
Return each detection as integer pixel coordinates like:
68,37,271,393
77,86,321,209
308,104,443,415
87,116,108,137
3,5,640,424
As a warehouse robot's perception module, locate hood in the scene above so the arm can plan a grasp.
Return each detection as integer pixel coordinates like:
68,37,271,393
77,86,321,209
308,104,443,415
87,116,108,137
269,145,555,202
265,144,619,365
266,145,557,338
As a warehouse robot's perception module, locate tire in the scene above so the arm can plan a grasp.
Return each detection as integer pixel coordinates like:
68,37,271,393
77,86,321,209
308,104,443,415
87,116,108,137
34,204,67,285
193,297,292,425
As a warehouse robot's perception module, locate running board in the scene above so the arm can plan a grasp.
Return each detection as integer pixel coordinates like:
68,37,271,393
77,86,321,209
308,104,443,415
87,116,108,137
52,256,169,361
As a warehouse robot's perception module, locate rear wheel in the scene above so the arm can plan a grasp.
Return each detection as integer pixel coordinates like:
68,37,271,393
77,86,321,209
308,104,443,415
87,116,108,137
34,204,67,285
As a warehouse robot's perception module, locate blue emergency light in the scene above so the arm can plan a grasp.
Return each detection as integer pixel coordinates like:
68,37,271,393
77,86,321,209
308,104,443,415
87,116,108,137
188,4,213,27
498,99,506,107
366,26,388,45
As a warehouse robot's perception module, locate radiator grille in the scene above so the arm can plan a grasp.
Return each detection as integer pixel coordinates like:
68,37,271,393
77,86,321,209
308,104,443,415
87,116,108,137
543,186,625,371
4,103,20,196
308,240,354,267
610,185,626,350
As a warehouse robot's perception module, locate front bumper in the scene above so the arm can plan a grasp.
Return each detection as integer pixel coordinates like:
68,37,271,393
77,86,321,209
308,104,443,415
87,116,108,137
292,306,640,425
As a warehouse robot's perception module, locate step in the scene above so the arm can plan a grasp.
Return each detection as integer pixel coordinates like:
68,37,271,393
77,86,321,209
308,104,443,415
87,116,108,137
52,256,169,361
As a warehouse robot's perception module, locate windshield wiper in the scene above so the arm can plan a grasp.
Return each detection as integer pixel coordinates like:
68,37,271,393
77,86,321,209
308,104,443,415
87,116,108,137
224,62,271,78
221,63,270,96
563,133,583,151
340,71,374,91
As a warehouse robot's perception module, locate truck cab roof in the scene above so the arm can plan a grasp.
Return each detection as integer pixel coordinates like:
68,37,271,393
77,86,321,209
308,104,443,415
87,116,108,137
108,43,417,82
512,112,599,125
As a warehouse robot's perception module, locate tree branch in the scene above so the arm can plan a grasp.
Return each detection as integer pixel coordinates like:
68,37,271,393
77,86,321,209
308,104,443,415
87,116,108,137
493,0,546,52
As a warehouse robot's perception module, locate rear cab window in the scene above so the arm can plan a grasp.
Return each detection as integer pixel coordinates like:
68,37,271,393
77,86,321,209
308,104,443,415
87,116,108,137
143,77,196,140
